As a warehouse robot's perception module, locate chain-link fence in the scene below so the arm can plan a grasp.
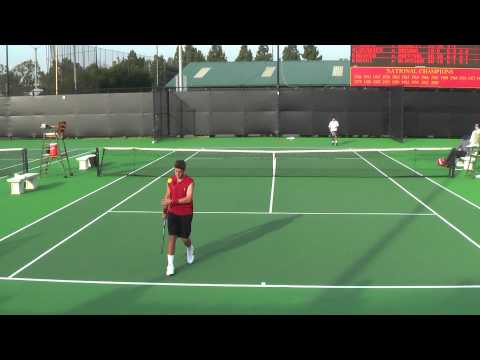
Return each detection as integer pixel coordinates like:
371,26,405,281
1,45,178,96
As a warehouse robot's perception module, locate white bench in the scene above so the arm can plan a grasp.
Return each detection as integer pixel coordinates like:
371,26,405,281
6,173,40,195
76,154,96,170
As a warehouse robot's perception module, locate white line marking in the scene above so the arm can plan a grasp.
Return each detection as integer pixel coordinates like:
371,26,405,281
1,276,480,289
0,148,86,174
0,148,82,170
380,151,480,212
269,153,276,213
105,146,452,155
109,210,436,216
355,151,480,250
1,150,90,179
8,152,199,278
0,162,26,172
0,151,176,244
29,150,93,172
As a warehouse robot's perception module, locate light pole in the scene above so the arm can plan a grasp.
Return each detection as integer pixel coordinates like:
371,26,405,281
178,45,183,92
5,45,9,96
55,45,58,96
156,45,159,87
73,45,77,93
30,45,39,91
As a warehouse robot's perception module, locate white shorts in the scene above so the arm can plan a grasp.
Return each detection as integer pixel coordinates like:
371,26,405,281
330,131,338,137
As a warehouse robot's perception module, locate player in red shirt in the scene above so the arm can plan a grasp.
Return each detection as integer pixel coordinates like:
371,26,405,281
161,160,195,276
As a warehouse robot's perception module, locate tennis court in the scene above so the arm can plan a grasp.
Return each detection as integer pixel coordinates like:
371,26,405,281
1,137,480,314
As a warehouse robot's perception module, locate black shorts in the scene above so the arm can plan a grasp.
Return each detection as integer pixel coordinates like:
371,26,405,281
167,213,193,238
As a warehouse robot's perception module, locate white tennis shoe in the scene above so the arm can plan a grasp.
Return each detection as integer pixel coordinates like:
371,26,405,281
186,245,194,264
166,264,175,276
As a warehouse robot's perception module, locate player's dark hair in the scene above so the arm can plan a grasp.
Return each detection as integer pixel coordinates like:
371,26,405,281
174,160,186,170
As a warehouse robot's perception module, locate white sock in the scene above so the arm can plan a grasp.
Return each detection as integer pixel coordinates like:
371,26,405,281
167,255,174,266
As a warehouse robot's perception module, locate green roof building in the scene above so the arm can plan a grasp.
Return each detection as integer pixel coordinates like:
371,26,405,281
165,60,349,88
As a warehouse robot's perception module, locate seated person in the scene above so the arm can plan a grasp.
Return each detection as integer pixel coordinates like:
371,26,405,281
438,124,480,176
468,123,480,149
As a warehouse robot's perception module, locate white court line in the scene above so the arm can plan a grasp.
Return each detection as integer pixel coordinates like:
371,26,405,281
8,151,199,278
269,153,276,213
354,151,480,250
0,150,90,180
0,148,85,171
109,210,435,216
1,276,480,289
28,150,92,172
0,149,88,180
380,151,480,212
0,151,176,244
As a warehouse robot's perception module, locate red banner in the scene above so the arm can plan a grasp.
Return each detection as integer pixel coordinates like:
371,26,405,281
350,66,480,89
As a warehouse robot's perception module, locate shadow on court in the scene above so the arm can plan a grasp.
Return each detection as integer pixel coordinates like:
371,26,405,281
64,278,165,314
309,181,447,311
38,182,65,191
0,233,41,267
65,216,301,314
177,214,302,271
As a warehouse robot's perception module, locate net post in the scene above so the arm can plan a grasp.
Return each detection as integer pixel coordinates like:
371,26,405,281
98,148,105,176
95,147,100,176
23,148,28,174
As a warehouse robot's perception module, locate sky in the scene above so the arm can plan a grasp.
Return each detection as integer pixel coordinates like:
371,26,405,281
0,45,351,72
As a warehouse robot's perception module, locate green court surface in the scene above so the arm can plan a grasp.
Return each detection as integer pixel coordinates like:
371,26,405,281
0,136,480,314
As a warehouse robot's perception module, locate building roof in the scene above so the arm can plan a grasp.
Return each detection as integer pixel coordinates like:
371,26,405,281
165,60,350,88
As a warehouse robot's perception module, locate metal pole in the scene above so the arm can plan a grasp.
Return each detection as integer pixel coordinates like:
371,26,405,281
178,45,183,92
276,45,280,137
5,45,9,96
156,45,159,87
34,47,38,88
277,45,280,90
55,45,58,95
73,45,77,92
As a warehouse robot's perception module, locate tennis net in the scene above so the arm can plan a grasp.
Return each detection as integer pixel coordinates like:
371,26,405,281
0,148,29,178
98,146,453,178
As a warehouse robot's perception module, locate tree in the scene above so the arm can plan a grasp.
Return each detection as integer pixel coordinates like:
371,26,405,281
150,54,178,86
282,45,301,61
302,45,322,60
185,45,206,63
207,45,227,62
104,51,152,89
235,45,253,61
173,45,206,66
255,45,272,61
39,50,153,93
4,60,46,95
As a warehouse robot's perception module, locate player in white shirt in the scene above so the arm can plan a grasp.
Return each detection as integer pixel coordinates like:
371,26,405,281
469,123,480,147
328,115,340,146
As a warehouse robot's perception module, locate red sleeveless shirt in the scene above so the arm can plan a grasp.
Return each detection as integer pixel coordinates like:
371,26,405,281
167,175,194,216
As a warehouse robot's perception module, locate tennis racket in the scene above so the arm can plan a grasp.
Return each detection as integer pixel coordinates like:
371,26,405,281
161,216,167,254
